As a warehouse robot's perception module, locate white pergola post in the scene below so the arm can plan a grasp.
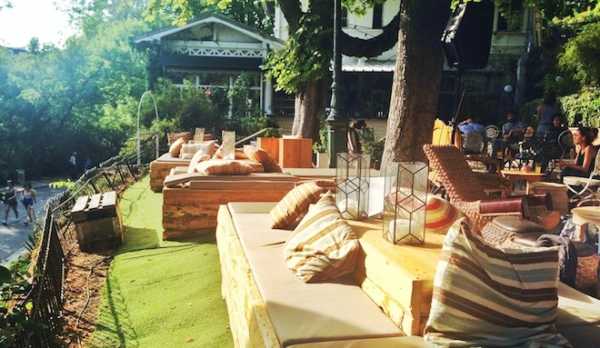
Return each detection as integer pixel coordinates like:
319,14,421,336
264,75,273,116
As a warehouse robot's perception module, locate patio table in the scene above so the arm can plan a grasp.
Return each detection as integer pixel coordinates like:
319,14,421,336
501,169,545,194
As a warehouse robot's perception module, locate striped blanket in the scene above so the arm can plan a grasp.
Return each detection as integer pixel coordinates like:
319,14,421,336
424,219,572,347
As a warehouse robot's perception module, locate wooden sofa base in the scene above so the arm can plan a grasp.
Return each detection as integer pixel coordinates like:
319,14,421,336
216,206,280,347
163,180,297,240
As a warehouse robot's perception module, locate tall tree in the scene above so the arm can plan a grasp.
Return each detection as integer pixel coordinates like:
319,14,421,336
380,0,450,166
270,0,401,139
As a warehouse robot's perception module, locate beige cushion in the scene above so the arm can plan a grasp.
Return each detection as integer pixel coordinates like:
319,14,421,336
187,141,219,173
168,137,186,157
270,182,327,230
195,159,264,176
285,193,360,283
153,153,191,164
556,283,600,347
244,146,282,173
213,147,248,160
229,207,402,346
288,337,428,348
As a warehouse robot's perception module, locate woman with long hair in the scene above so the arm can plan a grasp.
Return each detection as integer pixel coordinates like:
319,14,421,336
560,127,599,180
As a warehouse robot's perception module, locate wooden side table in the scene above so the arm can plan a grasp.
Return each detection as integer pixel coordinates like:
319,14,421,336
278,137,313,168
501,170,545,194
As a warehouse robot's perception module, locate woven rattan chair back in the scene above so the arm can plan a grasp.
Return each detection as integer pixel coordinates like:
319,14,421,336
423,145,487,203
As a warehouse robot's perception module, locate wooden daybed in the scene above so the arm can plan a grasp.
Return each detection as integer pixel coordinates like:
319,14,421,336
216,202,600,348
161,169,337,240
149,153,191,192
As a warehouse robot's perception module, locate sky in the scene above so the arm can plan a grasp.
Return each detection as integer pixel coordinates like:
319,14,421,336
0,0,76,48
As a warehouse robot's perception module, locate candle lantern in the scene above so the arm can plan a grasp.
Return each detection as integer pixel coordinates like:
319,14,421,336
383,161,428,244
336,153,370,220
222,131,236,160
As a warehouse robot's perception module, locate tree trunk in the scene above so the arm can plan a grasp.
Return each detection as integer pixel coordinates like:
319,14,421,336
381,0,450,168
292,79,327,139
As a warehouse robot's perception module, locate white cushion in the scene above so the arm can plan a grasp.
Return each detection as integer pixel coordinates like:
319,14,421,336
564,176,600,187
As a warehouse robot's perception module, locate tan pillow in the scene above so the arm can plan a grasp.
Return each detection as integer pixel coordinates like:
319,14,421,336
285,193,360,283
169,131,192,144
169,137,186,157
187,153,211,174
270,181,327,229
244,146,282,173
213,147,248,160
195,159,263,176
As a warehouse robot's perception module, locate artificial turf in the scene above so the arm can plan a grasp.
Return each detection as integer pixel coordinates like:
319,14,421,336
89,176,233,348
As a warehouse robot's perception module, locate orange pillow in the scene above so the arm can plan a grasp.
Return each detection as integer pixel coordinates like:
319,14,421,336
169,137,186,157
169,131,192,144
195,159,263,176
270,182,327,230
244,146,282,173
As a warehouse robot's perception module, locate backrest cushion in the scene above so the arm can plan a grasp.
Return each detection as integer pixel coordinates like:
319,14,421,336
285,193,360,283
424,219,568,347
213,147,248,160
270,182,327,230
195,159,264,176
244,146,282,173
168,131,192,145
169,137,186,157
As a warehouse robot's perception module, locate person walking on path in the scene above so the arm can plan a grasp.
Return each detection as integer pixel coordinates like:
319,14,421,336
21,182,37,226
3,180,19,226
69,152,79,179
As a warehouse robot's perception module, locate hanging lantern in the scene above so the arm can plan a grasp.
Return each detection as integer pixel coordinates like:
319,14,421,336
383,161,428,244
336,153,370,220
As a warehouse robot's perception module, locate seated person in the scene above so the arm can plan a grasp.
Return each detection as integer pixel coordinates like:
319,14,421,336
560,127,599,180
458,116,485,154
538,115,567,172
492,111,525,157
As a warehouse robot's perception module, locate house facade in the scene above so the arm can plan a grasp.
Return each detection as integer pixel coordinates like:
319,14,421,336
134,13,284,117
274,0,537,123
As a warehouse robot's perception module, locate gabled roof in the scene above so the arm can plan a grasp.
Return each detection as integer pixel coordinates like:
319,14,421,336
134,12,283,48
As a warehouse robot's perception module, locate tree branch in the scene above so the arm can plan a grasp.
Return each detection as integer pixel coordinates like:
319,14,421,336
341,12,401,57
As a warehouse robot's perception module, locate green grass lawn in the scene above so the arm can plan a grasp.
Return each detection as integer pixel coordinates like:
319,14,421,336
89,176,233,348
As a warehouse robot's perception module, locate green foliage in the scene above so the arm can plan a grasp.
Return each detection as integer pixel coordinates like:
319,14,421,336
264,14,331,93
49,180,77,191
560,87,600,127
228,73,261,118
360,128,384,170
0,260,38,347
559,21,600,86
313,117,329,154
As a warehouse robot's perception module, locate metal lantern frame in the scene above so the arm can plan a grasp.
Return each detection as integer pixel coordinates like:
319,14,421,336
335,153,370,220
383,161,429,244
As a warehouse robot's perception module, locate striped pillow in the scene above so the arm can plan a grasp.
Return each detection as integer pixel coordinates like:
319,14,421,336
424,219,570,347
270,182,326,229
425,195,461,234
285,193,360,283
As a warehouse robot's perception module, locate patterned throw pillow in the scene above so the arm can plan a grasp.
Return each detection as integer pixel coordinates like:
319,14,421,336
195,159,263,176
285,193,360,283
425,195,461,234
169,137,186,157
424,219,570,347
270,182,327,229
244,146,282,173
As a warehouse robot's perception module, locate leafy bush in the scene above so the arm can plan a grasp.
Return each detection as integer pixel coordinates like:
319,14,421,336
560,87,600,127
559,22,600,86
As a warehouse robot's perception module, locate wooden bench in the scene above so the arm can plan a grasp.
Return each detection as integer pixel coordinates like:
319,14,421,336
71,191,121,252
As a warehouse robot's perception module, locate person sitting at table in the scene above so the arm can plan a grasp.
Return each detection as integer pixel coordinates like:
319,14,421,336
492,111,525,158
538,115,567,172
458,116,485,154
560,126,599,180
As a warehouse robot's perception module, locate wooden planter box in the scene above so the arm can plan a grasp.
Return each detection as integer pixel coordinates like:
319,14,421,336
71,191,121,252
279,137,313,168
257,137,280,163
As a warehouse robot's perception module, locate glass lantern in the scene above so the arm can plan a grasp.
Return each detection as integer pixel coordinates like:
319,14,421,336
383,161,428,244
193,128,205,143
336,153,370,220
221,131,236,160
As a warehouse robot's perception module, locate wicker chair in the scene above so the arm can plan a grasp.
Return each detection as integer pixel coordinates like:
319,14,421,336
423,145,553,235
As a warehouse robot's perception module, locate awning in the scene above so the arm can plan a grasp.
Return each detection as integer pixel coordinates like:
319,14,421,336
342,56,395,72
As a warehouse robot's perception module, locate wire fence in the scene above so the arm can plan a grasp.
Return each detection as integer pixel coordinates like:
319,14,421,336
14,138,155,347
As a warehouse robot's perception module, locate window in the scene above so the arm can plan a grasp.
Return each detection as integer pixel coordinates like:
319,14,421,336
373,4,383,29
496,0,523,32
